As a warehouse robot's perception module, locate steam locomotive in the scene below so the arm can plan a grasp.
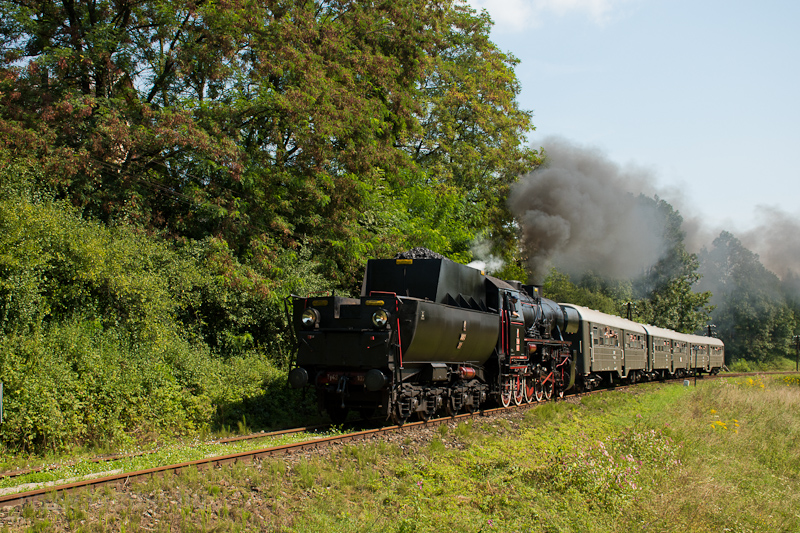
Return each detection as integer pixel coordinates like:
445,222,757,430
288,252,724,424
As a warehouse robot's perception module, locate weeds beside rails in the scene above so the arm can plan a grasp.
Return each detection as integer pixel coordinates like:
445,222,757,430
0,427,348,497
4,377,800,532
782,374,800,386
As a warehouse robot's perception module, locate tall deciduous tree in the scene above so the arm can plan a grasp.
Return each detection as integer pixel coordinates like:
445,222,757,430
1,0,538,291
404,3,540,253
549,196,713,333
629,197,713,333
698,231,797,363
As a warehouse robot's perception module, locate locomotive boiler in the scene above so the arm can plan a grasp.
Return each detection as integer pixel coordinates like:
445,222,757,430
288,252,575,424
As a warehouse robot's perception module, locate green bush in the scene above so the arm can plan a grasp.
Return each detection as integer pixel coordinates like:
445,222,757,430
0,318,208,450
0,312,314,452
729,359,752,372
0,162,324,453
729,356,796,373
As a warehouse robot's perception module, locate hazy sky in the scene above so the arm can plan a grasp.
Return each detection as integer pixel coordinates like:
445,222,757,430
466,0,800,231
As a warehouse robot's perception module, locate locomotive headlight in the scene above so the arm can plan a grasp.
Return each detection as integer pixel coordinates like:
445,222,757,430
300,308,320,329
371,309,389,328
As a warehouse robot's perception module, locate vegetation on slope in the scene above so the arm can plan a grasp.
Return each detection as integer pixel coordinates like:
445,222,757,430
0,162,325,451
0,0,538,452
0,0,797,456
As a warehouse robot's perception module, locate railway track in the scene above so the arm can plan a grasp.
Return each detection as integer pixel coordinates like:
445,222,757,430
0,371,774,508
0,424,335,483
0,411,482,508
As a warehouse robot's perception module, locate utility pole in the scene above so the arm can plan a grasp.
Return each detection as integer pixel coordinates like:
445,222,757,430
793,335,800,372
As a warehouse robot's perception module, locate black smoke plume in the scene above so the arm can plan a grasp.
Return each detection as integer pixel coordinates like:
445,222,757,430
508,137,666,283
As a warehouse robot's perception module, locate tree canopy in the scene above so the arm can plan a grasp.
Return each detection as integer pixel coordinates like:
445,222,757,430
0,0,544,450
0,0,538,290
698,231,798,363
540,196,714,335
630,196,713,333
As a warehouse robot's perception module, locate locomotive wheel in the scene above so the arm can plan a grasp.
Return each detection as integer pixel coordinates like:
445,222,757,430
513,377,524,406
543,380,553,400
500,379,513,408
534,379,544,402
523,377,537,404
392,404,409,426
464,401,475,414
446,394,461,417
417,400,437,422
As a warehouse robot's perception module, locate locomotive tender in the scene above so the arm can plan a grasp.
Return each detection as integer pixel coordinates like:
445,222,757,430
288,252,723,424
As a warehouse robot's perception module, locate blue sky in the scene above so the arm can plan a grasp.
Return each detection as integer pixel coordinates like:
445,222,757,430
466,0,800,232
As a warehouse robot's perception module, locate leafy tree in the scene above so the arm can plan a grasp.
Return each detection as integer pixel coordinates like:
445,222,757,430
632,248,713,333
404,3,541,258
698,231,797,363
0,0,544,448
538,197,712,332
1,0,537,292
630,196,713,333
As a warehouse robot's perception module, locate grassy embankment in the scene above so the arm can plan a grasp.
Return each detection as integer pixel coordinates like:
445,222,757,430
9,374,800,532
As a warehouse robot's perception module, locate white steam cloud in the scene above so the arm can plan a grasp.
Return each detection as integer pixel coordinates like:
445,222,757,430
467,237,506,273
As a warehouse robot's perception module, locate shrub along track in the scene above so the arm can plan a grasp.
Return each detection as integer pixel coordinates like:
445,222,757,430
0,371,762,508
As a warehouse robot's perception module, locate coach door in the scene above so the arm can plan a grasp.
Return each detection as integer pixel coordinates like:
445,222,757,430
502,291,525,358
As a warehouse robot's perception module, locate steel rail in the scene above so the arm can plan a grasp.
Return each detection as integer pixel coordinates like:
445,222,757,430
0,414,477,507
0,424,333,482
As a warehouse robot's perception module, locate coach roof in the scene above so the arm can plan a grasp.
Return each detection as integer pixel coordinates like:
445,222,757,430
559,303,647,335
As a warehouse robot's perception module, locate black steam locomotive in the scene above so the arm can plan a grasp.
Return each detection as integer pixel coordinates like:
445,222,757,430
288,252,575,424
288,251,724,424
